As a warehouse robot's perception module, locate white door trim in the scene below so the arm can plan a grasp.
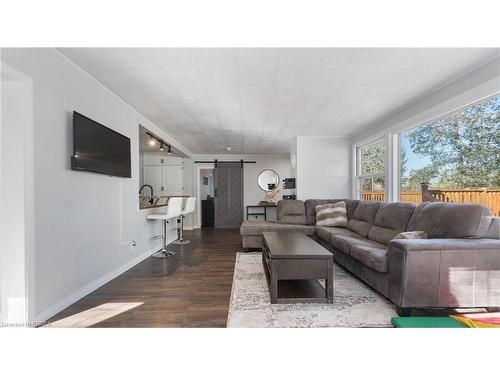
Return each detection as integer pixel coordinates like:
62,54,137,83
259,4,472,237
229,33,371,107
0,62,35,325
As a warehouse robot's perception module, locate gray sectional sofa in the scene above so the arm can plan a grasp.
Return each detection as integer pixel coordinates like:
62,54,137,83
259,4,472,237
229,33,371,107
240,199,500,315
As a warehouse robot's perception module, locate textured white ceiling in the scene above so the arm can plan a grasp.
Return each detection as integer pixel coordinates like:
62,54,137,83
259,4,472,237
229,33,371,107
58,48,499,154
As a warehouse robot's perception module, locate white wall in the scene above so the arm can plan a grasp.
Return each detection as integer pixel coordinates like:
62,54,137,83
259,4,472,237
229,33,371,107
295,137,352,200
0,65,35,324
193,154,291,225
352,56,500,145
350,56,500,201
1,48,193,322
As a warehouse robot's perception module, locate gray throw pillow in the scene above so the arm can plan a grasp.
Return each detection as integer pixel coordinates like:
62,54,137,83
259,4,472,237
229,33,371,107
393,231,428,240
315,201,348,227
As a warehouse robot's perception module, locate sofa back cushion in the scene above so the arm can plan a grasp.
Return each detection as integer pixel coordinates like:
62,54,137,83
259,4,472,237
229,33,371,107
277,200,307,225
485,217,499,239
407,202,492,238
304,199,360,225
367,202,416,245
346,200,382,237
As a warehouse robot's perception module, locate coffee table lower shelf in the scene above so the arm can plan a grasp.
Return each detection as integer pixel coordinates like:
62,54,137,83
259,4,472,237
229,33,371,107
263,269,329,304
262,249,333,304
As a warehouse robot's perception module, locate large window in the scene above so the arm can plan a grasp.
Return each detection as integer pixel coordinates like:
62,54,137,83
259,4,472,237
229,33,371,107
356,141,386,201
399,94,500,215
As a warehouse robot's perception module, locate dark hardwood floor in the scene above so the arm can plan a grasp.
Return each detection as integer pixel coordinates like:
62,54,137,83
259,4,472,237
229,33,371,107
47,229,242,327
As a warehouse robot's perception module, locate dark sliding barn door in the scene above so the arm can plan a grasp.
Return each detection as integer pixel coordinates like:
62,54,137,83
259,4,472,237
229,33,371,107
214,163,243,229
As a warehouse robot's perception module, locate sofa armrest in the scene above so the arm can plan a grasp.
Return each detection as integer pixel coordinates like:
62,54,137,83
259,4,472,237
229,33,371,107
389,238,500,252
387,238,500,308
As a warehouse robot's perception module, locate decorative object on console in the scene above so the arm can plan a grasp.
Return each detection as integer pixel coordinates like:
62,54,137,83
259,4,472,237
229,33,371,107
393,231,428,239
262,184,282,204
315,201,348,227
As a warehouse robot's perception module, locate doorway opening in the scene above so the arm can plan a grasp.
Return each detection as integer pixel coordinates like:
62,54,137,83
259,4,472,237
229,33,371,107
196,162,244,229
200,169,215,228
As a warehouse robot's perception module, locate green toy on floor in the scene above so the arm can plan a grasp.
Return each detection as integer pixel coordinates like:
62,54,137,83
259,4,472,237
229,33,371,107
391,316,466,328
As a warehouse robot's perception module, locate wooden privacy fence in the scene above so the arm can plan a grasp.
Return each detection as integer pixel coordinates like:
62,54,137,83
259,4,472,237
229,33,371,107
362,189,500,216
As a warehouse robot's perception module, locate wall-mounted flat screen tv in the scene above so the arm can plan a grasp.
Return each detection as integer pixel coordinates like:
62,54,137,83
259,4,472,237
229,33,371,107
71,111,131,178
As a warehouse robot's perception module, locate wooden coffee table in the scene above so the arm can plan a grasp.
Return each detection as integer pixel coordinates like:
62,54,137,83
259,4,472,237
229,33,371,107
262,232,334,304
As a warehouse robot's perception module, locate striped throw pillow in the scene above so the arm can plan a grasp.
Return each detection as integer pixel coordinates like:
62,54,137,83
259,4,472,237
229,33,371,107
315,201,348,227
393,231,428,240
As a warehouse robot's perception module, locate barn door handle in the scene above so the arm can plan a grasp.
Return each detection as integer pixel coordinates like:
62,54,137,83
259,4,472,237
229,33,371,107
214,188,217,198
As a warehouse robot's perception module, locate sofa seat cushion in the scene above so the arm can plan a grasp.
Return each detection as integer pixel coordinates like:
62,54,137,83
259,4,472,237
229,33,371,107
277,200,308,225
315,226,354,242
240,220,314,236
346,200,382,237
329,231,374,255
367,202,416,245
350,244,388,273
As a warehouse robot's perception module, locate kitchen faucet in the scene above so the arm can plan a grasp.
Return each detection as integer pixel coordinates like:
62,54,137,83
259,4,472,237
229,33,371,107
139,184,154,204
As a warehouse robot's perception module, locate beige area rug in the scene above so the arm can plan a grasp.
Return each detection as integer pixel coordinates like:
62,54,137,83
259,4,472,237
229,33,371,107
227,252,395,328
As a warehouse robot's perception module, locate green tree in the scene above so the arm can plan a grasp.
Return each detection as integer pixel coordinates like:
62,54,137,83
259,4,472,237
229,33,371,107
361,142,385,175
403,164,440,191
406,95,500,189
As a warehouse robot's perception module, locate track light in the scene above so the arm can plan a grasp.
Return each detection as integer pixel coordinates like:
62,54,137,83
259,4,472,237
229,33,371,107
148,134,156,146
145,131,170,154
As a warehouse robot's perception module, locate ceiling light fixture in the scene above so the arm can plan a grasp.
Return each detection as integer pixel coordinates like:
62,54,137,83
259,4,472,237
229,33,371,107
225,146,232,151
147,133,156,146
146,131,171,154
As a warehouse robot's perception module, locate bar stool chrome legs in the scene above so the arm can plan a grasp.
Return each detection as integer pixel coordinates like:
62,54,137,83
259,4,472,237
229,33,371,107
173,215,190,245
153,219,176,257
147,197,184,258
173,197,196,246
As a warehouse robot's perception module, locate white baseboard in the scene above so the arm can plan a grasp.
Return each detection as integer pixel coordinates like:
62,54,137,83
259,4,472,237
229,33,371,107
35,246,161,324
184,226,194,230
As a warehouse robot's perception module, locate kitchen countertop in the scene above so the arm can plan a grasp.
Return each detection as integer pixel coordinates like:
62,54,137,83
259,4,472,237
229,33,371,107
139,195,189,210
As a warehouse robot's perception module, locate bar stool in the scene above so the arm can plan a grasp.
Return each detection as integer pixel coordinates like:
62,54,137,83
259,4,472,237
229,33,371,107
147,197,183,258
174,197,196,245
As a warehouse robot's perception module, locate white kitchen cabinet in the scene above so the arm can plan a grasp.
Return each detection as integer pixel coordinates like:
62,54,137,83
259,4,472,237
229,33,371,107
143,153,183,166
142,153,183,195
143,165,163,196
162,164,183,195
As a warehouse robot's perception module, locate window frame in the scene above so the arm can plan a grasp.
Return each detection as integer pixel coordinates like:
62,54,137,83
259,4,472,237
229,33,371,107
352,91,500,205
396,93,499,200
354,137,388,201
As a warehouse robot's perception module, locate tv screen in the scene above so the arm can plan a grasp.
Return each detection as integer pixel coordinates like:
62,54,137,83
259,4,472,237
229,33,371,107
71,111,131,178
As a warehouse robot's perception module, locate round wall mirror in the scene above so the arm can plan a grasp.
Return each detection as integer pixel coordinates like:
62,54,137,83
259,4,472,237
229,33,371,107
258,169,280,192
